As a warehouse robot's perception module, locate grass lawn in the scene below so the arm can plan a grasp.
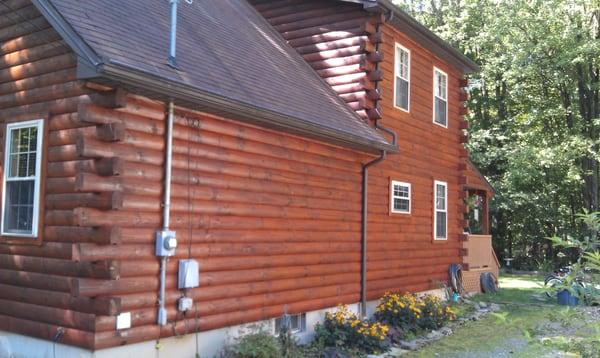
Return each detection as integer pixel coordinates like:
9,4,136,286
405,274,600,358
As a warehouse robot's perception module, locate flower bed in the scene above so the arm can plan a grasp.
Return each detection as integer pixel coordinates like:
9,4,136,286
314,304,390,354
374,292,456,333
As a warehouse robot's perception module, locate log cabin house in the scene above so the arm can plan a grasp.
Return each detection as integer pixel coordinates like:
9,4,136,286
0,0,498,356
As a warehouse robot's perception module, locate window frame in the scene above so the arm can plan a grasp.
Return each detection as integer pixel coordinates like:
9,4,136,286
273,313,307,335
1,119,45,240
390,180,411,215
393,43,411,112
433,180,448,241
432,67,448,128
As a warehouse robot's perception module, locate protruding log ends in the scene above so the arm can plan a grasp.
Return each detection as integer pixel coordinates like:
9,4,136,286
356,107,383,122
369,31,383,44
98,297,122,316
458,163,468,171
459,78,469,88
367,69,383,82
362,21,377,35
46,192,123,211
96,123,126,142
459,248,468,257
360,39,376,53
88,88,128,109
459,120,469,130
459,176,468,185
459,106,469,116
96,157,124,177
366,51,384,63
44,226,122,245
77,103,117,125
252,2,384,121
459,148,469,159
366,89,382,101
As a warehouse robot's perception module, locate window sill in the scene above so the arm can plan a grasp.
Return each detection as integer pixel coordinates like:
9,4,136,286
0,235,42,246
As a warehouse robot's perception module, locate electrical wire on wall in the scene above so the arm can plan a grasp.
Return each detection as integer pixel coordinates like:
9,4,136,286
187,113,202,358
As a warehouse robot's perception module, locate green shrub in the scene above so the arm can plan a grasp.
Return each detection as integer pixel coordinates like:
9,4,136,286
418,295,456,330
276,315,302,358
314,304,390,354
224,332,281,358
547,211,600,304
374,292,456,332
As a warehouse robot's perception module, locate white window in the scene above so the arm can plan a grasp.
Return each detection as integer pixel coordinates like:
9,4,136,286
433,67,448,127
394,44,410,111
274,313,306,335
434,181,448,240
1,119,44,237
391,181,411,214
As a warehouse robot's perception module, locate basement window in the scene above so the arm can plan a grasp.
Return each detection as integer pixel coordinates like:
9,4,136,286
394,43,410,112
1,119,44,238
433,67,448,127
391,181,411,214
274,313,306,335
434,180,448,240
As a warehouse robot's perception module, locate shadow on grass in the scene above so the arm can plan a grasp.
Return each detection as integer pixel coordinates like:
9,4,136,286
474,273,553,305
404,274,579,358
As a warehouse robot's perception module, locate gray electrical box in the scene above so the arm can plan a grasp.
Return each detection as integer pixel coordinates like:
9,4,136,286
178,259,199,289
155,229,177,257
178,297,193,312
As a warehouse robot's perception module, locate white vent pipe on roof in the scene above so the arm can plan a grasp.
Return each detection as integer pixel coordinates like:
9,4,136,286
167,0,179,68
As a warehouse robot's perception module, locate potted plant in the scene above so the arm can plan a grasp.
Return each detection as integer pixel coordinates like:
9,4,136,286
547,211,600,306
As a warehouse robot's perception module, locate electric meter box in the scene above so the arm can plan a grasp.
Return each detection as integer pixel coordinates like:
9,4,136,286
155,229,177,257
178,259,199,289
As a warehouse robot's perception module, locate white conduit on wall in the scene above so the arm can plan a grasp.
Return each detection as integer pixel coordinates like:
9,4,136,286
157,100,175,326
157,0,180,327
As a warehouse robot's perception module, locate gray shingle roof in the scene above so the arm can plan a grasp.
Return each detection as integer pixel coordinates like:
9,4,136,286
37,0,396,153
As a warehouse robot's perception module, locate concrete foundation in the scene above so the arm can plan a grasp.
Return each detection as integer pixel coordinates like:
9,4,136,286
0,289,446,358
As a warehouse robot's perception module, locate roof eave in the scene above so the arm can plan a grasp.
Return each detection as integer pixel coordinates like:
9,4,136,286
97,60,399,155
466,159,496,194
342,0,479,73
34,0,398,155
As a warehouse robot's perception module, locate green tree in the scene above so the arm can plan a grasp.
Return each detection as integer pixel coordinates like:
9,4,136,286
394,0,600,266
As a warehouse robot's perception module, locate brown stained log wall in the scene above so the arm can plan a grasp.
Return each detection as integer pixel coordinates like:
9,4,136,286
0,1,123,348
251,0,475,301
79,97,373,349
362,21,471,300
250,0,384,121
0,1,375,349
0,0,477,351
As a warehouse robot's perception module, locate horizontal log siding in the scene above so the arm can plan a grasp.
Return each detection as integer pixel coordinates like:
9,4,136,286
364,22,469,299
78,95,371,349
250,0,384,121
0,0,472,350
0,2,115,348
